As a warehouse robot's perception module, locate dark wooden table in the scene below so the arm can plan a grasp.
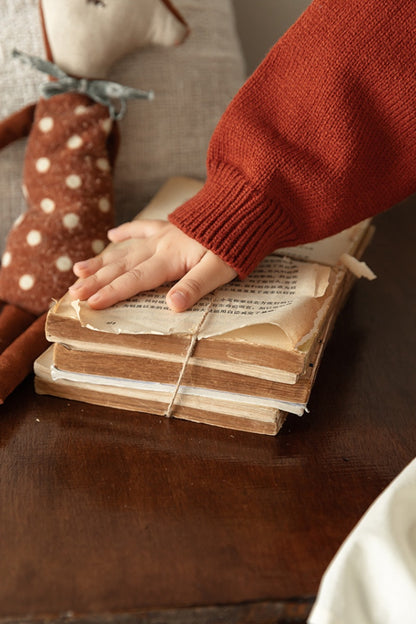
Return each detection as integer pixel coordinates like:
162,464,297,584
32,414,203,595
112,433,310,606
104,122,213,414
1,195,415,624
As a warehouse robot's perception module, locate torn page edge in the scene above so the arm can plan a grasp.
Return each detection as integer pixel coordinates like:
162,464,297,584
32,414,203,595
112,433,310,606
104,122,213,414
339,253,377,280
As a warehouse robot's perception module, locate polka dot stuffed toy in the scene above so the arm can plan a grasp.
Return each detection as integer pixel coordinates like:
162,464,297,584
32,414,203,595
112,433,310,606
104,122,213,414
0,0,188,402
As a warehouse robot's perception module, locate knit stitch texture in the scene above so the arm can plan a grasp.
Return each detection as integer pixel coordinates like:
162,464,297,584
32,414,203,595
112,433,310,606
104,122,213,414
169,0,416,278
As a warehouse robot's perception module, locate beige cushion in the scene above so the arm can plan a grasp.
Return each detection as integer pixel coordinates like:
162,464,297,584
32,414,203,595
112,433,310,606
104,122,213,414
0,0,245,250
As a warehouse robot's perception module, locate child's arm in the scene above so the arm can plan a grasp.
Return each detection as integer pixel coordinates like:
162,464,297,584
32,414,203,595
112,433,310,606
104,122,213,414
70,220,237,312
72,0,416,312
169,0,416,279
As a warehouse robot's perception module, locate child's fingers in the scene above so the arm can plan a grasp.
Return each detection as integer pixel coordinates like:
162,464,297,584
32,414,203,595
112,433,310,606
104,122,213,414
73,238,149,280
86,255,174,309
72,255,104,278
166,252,237,312
69,221,236,313
69,259,131,301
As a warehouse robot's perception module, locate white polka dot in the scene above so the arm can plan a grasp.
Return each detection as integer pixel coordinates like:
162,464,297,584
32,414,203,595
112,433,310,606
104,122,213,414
67,135,83,149
26,230,42,246
19,274,35,291
40,198,55,213
22,184,29,199
65,174,82,189
2,252,11,267
92,239,105,254
75,105,88,115
13,214,24,228
36,157,51,173
96,158,110,172
38,116,54,132
100,118,113,134
98,197,111,213
56,255,73,272
63,213,80,229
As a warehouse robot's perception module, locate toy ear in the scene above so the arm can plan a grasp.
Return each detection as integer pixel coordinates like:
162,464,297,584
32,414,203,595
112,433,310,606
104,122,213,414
153,0,189,46
40,0,188,79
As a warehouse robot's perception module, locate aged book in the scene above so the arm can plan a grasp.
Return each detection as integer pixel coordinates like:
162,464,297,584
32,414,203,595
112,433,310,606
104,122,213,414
35,347,288,435
35,177,376,435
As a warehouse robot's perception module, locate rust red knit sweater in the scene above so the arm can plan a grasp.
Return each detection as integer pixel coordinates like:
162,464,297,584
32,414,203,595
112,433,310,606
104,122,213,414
169,0,416,278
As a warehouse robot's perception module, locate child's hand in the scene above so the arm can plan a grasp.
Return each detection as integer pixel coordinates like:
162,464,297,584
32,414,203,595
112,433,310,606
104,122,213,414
69,220,237,312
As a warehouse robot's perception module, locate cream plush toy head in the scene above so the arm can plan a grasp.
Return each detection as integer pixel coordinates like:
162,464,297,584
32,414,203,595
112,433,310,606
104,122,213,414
41,0,188,77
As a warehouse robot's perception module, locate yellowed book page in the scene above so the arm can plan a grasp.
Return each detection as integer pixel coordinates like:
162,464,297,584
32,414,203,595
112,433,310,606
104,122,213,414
72,254,333,349
276,219,373,266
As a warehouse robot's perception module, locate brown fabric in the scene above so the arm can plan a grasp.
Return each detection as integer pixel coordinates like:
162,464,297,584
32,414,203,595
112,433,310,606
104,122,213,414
0,93,115,315
0,303,36,354
0,312,48,404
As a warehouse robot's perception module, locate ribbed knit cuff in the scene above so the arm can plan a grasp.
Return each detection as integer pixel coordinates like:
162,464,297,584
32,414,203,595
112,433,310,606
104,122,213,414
168,164,297,279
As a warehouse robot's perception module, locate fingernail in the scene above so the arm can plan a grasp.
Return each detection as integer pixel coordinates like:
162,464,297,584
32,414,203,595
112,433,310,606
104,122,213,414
167,290,187,311
88,293,100,304
69,281,82,291
74,260,88,269
107,227,119,239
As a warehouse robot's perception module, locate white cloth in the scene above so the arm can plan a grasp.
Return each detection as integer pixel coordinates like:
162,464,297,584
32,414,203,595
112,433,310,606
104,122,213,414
308,458,416,624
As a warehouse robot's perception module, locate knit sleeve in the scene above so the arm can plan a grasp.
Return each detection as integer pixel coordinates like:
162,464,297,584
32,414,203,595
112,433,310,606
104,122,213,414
169,0,416,278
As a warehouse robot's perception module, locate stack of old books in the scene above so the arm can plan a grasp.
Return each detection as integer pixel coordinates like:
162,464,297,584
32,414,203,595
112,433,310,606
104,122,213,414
34,177,375,435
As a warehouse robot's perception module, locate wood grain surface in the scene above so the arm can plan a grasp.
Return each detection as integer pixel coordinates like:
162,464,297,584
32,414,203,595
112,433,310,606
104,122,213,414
1,194,415,623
